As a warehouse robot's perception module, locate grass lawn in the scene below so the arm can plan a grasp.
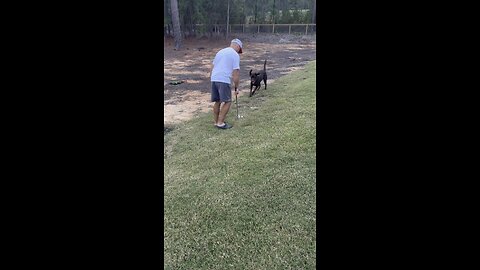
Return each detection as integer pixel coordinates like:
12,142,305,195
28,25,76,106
164,60,316,269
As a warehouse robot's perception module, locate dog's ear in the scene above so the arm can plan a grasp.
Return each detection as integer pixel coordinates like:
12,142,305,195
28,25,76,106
249,69,252,76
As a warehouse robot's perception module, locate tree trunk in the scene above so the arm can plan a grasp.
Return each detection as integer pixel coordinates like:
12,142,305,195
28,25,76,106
170,0,182,50
272,0,276,24
226,0,230,39
243,0,247,24
312,0,316,23
254,0,257,23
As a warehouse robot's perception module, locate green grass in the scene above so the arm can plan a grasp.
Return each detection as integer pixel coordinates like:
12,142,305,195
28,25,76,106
164,61,316,269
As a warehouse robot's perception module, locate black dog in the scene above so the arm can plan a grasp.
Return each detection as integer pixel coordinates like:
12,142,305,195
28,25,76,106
249,60,267,97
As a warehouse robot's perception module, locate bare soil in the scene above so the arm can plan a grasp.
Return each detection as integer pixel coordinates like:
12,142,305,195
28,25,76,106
164,34,316,125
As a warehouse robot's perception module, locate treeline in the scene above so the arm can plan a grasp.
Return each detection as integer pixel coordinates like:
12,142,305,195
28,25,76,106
164,0,316,38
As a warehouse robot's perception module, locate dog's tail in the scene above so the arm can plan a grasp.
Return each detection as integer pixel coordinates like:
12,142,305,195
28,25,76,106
263,59,267,71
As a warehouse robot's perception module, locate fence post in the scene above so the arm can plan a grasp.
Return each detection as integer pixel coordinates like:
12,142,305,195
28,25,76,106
289,25,291,34
272,24,275,33
243,24,244,33
305,24,308,35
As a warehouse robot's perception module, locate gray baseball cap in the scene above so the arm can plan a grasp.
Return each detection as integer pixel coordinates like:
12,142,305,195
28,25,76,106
231,38,243,54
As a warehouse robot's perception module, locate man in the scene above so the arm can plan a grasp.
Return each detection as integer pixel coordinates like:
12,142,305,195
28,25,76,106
209,38,243,129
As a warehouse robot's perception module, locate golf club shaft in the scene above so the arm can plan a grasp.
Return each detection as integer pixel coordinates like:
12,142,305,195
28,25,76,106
235,94,239,118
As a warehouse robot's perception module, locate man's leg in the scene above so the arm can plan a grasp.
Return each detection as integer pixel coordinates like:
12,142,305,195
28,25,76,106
217,102,231,126
211,82,221,125
213,102,221,125
214,82,233,129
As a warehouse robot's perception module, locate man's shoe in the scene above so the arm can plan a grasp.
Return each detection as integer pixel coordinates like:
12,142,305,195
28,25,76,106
216,123,232,129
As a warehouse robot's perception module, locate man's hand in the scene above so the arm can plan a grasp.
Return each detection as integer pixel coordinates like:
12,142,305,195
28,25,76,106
234,88,239,96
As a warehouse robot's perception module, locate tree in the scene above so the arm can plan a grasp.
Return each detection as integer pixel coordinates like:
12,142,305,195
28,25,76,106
226,0,230,39
243,0,247,24
254,0,257,23
312,0,316,23
272,0,276,24
170,0,182,50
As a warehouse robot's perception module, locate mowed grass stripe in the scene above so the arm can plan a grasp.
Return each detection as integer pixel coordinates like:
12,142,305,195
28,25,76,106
164,61,316,269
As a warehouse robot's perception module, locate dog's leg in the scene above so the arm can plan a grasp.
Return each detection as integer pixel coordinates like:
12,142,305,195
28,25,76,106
263,60,267,90
250,83,253,97
253,85,260,96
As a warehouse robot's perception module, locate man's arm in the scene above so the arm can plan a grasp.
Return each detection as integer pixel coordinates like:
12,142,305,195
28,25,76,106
209,64,214,78
232,69,240,91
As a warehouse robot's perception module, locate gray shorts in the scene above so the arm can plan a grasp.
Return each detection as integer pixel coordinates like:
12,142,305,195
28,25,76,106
211,81,232,102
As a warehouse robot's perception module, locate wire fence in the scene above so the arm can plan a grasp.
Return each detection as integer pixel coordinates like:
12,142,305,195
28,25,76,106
164,24,316,37
232,24,316,35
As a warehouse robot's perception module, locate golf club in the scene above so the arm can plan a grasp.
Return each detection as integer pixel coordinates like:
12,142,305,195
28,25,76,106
235,93,239,118
235,93,243,119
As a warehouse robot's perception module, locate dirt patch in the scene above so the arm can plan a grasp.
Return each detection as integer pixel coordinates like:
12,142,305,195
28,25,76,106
164,34,316,125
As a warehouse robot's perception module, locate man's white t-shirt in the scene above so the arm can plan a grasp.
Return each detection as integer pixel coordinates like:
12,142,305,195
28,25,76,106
211,47,240,84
